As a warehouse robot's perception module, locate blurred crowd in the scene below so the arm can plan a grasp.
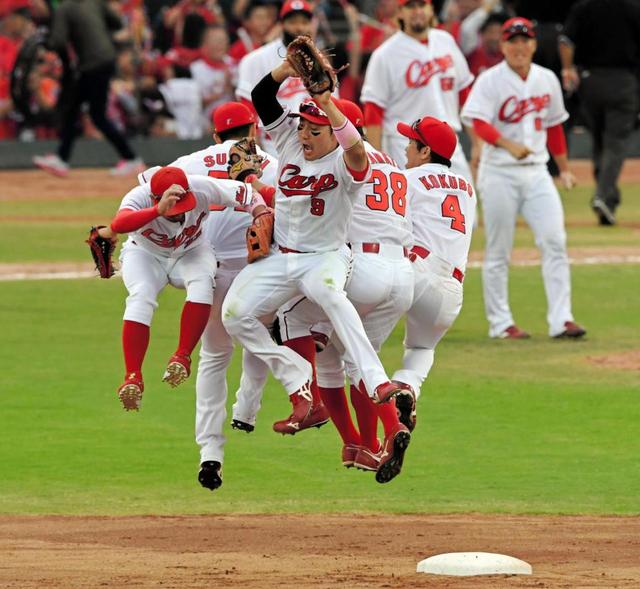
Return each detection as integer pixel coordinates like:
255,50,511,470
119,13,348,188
0,0,626,142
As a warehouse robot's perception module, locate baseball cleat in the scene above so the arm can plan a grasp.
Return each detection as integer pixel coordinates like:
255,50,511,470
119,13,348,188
231,419,255,433
342,443,360,468
496,325,531,339
372,380,402,404
117,373,144,411
272,382,312,434
393,381,417,432
354,445,382,472
162,354,191,388
553,321,587,339
198,461,223,491
375,424,411,484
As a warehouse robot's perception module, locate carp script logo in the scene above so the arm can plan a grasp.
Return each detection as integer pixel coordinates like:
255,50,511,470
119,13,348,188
142,211,207,249
405,55,454,88
499,94,550,123
278,164,338,197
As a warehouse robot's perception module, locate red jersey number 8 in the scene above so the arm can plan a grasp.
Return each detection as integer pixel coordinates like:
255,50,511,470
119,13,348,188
365,169,407,216
441,194,466,233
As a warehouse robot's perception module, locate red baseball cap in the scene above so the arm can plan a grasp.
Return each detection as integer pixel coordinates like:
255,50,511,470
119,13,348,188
150,166,196,216
398,0,431,6
501,17,535,41
279,0,313,20
397,116,457,162
292,97,339,126
213,102,256,133
336,99,364,129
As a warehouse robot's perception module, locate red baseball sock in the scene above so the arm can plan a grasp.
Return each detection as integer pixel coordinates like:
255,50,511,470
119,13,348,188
122,320,150,377
284,336,321,404
319,386,361,445
176,301,211,357
349,384,380,452
377,400,401,437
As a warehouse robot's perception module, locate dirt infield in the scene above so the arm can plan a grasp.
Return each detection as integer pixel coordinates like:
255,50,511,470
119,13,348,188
1,514,638,588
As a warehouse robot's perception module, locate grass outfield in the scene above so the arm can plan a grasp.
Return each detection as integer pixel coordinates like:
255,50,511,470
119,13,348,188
1,262,638,515
2,184,640,263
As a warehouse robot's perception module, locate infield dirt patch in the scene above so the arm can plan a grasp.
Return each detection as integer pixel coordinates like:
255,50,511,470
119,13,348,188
1,514,638,588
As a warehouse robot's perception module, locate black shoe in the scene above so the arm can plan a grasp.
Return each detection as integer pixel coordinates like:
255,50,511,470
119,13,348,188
198,461,223,491
231,419,255,433
591,198,616,225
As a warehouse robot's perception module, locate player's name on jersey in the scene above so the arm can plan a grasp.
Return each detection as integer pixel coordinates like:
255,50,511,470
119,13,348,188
418,173,474,197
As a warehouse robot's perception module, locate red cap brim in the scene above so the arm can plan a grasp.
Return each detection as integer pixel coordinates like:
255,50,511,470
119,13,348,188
397,121,421,141
165,191,196,216
294,112,330,126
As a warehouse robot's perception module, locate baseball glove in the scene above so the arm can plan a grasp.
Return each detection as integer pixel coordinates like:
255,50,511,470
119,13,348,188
246,209,274,263
86,226,116,278
228,138,264,182
286,35,339,95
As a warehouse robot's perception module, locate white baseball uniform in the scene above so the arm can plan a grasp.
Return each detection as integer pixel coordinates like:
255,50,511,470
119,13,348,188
461,61,575,337
222,110,393,398
145,144,278,465
361,29,474,175
236,40,311,156
392,163,476,397
190,56,237,130
119,175,251,328
277,142,415,390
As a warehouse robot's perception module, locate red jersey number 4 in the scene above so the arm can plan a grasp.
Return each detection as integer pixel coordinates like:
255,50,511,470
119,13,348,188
441,194,466,233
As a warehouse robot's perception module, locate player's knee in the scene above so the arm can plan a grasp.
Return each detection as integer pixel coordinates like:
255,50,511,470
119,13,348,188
124,289,158,323
185,277,214,305
198,347,234,370
314,287,348,315
222,307,254,336
537,232,567,256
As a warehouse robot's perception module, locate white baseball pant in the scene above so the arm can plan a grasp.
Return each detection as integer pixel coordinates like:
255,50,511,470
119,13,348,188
120,242,215,326
195,257,268,464
278,245,414,389
392,254,464,398
222,246,390,396
478,163,574,337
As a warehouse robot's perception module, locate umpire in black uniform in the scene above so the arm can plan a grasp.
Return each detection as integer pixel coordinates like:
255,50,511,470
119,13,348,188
559,0,640,226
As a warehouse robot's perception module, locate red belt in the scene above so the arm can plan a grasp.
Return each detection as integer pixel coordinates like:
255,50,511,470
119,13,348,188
361,242,410,258
410,245,464,284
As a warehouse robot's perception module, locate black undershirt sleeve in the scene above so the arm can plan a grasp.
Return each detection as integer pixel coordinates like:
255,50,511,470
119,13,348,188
251,73,285,127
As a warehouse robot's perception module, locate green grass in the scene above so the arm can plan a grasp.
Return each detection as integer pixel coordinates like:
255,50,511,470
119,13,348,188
1,185,639,263
1,264,638,515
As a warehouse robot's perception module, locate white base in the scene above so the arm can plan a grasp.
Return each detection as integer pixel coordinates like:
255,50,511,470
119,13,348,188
417,552,532,577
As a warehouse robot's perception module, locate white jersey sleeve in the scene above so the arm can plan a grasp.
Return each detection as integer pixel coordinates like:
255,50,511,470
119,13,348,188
459,69,495,124
187,175,251,208
544,70,569,128
264,109,300,158
119,184,154,211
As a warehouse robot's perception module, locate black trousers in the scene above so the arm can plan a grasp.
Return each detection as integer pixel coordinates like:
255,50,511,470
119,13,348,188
579,68,639,210
57,61,136,162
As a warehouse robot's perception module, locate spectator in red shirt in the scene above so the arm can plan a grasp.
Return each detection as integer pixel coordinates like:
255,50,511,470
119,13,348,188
360,0,399,54
164,0,224,46
228,2,277,63
0,5,33,138
466,12,506,77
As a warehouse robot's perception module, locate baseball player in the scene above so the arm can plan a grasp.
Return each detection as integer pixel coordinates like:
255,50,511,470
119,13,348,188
390,116,476,431
222,60,406,439
461,17,587,339
274,99,415,482
361,0,476,176
140,102,278,490
109,167,263,412
236,0,316,155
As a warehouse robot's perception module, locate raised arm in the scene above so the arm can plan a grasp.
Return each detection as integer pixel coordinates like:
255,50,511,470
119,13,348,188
250,60,297,126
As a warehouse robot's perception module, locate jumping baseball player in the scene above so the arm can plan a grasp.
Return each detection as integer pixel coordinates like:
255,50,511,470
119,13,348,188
389,116,476,431
109,167,263,412
361,0,477,176
222,61,406,441
236,0,316,155
461,17,587,339
140,102,279,491
274,99,415,482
